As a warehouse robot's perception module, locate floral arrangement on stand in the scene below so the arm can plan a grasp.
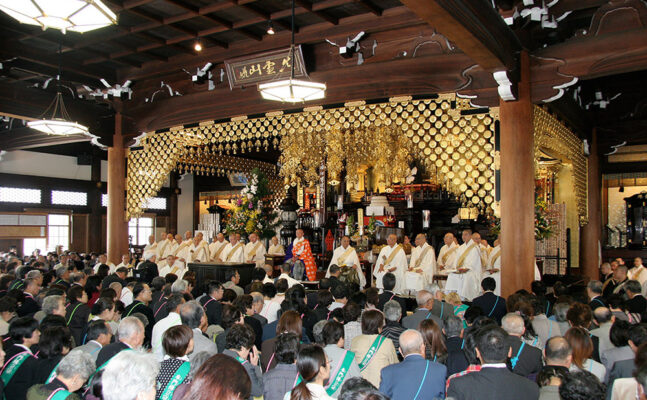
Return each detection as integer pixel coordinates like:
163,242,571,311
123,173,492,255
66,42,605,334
488,197,555,241
224,168,279,239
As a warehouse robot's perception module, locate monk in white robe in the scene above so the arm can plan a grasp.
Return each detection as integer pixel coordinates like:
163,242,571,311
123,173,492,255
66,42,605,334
268,236,285,256
188,234,210,263
209,233,229,262
158,255,187,279
221,234,245,263
437,233,459,270
373,234,408,294
405,233,436,294
484,237,502,296
244,232,267,268
174,231,193,261
114,254,133,273
93,254,116,274
445,229,482,301
157,233,175,260
143,235,157,254
327,236,365,288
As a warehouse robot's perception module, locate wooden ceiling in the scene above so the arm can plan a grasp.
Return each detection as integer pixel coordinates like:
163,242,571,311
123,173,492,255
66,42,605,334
0,0,646,173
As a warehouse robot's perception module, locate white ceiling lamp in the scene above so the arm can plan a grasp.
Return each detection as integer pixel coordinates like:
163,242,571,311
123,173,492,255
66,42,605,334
258,0,325,103
27,45,89,136
0,0,117,34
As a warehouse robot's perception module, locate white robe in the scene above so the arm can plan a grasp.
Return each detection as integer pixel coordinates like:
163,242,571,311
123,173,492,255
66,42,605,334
244,241,267,268
485,245,502,296
188,241,210,263
159,260,186,279
143,242,157,255
221,242,244,263
174,240,192,261
94,262,116,274
157,239,175,260
268,244,285,256
327,245,365,288
209,240,229,261
437,243,459,268
445,240,482,301
373,244,408,294
405,242,436,293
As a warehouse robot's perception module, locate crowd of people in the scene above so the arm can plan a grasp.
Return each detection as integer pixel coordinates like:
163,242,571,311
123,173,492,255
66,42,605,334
0,236,646,400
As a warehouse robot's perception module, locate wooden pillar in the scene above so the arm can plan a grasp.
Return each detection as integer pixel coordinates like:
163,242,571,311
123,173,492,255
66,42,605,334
500,51,535,298
169,172,179,235
107,112,129,264
88,148,102,253
580,130,601,279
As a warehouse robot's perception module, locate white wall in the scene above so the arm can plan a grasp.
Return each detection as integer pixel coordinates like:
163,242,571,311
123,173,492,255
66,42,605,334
177,173,194,234
0,150,91,180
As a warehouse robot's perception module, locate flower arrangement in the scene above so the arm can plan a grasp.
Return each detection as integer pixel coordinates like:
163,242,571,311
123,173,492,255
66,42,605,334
488,197,555,241
224,168,279,239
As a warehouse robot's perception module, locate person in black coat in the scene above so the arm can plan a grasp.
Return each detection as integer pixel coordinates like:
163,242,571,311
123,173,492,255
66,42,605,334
64,285,91,346
101,267,128,289
444,315,469,376
95,316,145,368
16,278,40,318
501,314,542,378
587,280,607,310
3,317,41,400
624,280,647,315
122,283,154,347
34,326,73,384
199,281,224,326
135,254,159,285
447,326,540,400
235,294,264,349
472,277,507,325
377,273,407,316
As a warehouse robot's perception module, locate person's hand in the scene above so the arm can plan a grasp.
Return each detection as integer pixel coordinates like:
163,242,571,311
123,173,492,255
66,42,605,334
388,267,396,273
415,269,423,274
250,346,260,366
489,268,500,273
457,268,469,274
378,264,385,273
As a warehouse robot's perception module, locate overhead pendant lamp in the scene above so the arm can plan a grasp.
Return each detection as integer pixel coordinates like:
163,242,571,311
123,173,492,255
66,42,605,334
258,0,325,103
0,0,117,34
28,45,90,136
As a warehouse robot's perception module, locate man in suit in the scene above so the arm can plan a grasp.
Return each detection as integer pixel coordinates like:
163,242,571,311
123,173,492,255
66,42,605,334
402,289,443,330
380,329,446,400
223,268,244,297
591,307,615,356
501,313,543,378
624,280,647,315
123,283,154,347
587,280,607,310
101,266,128,289
607,324,647,389
445,315,469,376
471,277,507,324
427,284,454,322
543,336,572,371
447,325,540,400
136,252,159,284
74,320,113,363
179,300,218,363
95,316,145,367
3,317,41,400
377,273,406,317
200,280,224,326
17,278,40,317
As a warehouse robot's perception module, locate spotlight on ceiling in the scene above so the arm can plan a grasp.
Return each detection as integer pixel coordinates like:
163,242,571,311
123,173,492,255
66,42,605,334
266,20,275,35
194,41,203,52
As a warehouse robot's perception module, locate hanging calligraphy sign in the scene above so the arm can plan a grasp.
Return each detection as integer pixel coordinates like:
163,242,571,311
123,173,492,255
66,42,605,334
224,46,308,90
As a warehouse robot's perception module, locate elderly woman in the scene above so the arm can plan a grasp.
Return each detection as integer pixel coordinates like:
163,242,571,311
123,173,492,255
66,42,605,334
102,350,160,400
27,350,95,400
349,310,397,388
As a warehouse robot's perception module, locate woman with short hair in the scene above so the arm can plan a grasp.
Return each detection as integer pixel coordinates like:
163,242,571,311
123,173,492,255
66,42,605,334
262,310,303,372
155,325,194,400
27,350,95,400
349,310,397,388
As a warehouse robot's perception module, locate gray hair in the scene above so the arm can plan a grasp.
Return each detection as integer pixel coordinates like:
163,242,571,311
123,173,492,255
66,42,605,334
188,351,212,379
399,329,424,356
117,316,144,340
179,300,204,329
42,295,63,316
109,282,122,292
626,280,642,295
587,280,603,295
444,315,463,338
171,279,188,294
312,320,328,344
143,252,156,261
101,350,159,400
383,300,402,322
54,265,68,278
502,313,525,335
415,290,433,307
251,292,264,304
26,270,42,280
56,350,95,380
70,272,84,284
553,302,570,322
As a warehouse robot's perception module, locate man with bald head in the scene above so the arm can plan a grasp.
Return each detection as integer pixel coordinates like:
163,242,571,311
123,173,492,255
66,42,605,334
501,313,543,377
437,232,459,270
291,228,317,281
143,234,157,254
209,232,229,262
327,236,365,287
379,329,446,400
189,234,210,263
445,229,482,301
245,232,267,268
157,233,175,260
174,231,193,261
374,234,408,294
221,233,244,263
538,336,572,399
405,233,436,294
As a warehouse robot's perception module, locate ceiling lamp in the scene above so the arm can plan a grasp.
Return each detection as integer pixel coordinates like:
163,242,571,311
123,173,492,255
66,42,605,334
28,92,89,135
258,0,325,103
0,0,117,34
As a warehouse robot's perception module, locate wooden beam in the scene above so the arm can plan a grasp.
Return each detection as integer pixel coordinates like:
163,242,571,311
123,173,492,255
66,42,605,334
0,128,90,152
400,0,521,71
356,0,382,16
295,0,339,25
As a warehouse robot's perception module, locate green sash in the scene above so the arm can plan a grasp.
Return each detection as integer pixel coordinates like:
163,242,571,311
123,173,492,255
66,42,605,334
125,302,144,317
66,303,83,326
1,351,31,386
48,388,71,400
326,350,355,395
88,348,133,385
159,362,190,400
46,360,63,383
358,336,386,371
